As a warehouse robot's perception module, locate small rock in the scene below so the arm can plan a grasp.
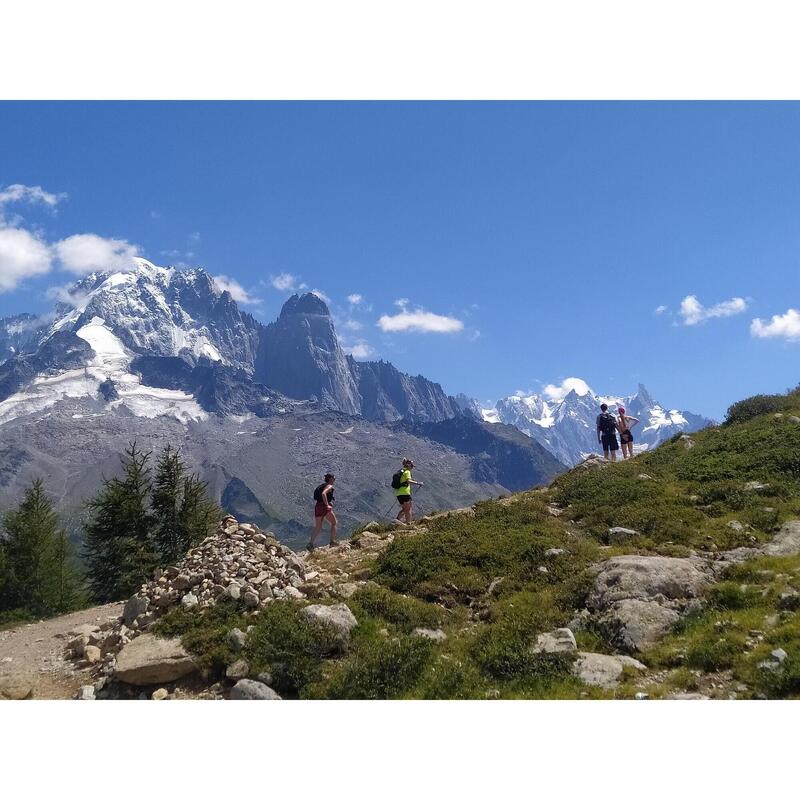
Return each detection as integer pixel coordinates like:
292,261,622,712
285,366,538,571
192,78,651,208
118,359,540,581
532,628,577,654
638,474,654,481
727,521,744,532
743,481,769,491
228,628,247,652
771,648,788,663
413,628,447,642
180,592,199,610
301,603,358,641
487,577,505,595
151,688,169,700
545,548,566,558
230,679,281,699
243,590,260,608
634,692,649,700
226,659,250,680
256,671,273,686
225,584,241,601
537,566,549,574
83,645,102,664
123,595,149,626
77,685,95,700
607,526,639,543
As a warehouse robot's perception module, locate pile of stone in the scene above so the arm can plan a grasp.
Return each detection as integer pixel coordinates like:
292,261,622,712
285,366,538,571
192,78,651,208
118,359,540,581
66,515,312,694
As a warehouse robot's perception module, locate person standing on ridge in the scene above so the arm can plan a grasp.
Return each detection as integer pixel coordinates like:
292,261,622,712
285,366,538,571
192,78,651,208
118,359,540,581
596,403,620,461
308,473,337,551
393,458,423,524
616,405,640,459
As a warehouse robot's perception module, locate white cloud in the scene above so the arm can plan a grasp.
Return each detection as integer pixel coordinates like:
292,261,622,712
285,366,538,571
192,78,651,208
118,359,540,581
343,341,374,359
679,294,748,326
654,305,668,315
542,377,593,403
342,319,363,331
271,272,307,292
0,227,53,292
55,233,140,274
212,275,261,306
347,293,363,305
311,288,331,304
0,183,66,209
378,301,464,334
751,308,800,341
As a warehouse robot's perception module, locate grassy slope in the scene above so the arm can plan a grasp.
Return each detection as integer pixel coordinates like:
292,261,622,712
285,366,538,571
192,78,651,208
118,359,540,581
155,395,800,699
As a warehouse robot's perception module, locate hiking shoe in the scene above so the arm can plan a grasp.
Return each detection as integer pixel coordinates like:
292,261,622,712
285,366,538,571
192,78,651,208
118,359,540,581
306,542,315,552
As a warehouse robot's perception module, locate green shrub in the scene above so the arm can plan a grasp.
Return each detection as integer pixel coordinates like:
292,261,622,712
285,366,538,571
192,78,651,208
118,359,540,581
312,634,433,699
244,602,345,697
350,584,445,632
725,392,798,425
686,636,741,671
707,582,764,611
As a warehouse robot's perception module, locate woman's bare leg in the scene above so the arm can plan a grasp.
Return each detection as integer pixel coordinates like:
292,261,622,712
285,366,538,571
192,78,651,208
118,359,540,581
326,511,338,544
309,515,324,548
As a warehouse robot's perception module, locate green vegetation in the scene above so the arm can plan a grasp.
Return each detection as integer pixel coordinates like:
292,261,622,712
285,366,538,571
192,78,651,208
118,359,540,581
0,479,84,625
84,441,221,602
156,387,800,699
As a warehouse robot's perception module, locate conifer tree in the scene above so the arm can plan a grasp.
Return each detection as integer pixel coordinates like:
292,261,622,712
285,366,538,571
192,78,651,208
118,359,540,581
152,444,186,565
152,445,221,564
1,479,83,617
83,442,158,602
177,472,221,552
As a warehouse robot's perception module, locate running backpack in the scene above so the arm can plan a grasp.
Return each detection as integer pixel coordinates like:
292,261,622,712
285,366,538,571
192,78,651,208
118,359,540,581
598,413,617,435
391,470,406,490
313,483,326,502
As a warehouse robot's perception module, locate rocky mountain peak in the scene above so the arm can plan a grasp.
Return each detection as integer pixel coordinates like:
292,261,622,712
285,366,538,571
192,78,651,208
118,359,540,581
279,292,330,318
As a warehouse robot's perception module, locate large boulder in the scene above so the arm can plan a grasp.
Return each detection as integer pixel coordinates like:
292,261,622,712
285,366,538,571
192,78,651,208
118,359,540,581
589,555,712,609
573,652,646,689
586,556,712,652
114,635,197,686
597,599,680,652
301,603,358,641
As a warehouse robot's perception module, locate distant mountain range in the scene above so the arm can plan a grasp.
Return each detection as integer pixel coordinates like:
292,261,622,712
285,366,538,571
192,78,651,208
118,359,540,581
476,383,714,466
0,261,564,545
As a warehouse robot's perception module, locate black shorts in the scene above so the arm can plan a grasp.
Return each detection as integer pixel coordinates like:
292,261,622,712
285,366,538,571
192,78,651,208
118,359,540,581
620,430,634,445
601,433,619,451
397,495,412,505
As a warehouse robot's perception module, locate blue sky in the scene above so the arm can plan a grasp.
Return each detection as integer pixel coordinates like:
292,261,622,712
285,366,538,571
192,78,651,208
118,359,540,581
2,101,800,419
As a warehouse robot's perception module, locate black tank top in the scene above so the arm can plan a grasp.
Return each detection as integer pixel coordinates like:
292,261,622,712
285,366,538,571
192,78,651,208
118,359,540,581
316,484,334,504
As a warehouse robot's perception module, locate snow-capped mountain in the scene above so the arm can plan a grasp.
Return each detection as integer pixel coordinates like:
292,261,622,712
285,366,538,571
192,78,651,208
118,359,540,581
0,260,564,543
482,381,713,466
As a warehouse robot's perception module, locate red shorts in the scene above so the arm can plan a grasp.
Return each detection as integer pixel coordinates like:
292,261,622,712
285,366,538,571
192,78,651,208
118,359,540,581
315,502,333,518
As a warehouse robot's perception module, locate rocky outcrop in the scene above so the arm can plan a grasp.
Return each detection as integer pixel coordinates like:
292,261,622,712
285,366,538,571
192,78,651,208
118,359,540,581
114,635,197,686
256,293,361,415
68,516,314,690
586,555,714,652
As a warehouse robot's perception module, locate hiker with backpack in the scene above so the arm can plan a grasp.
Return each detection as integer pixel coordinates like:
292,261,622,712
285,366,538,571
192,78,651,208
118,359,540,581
393,458,423,524
596,403,620,461
308,473,337,551
616,405,640,459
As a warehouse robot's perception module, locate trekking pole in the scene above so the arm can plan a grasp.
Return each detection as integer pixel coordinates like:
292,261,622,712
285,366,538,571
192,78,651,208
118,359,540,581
382,496,398,519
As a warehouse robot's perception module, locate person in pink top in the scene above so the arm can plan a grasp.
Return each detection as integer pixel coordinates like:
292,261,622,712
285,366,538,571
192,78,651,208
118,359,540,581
616,406,640,459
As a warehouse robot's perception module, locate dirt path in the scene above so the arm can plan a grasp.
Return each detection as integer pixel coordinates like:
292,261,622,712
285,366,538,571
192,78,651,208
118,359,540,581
0,602,124,699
